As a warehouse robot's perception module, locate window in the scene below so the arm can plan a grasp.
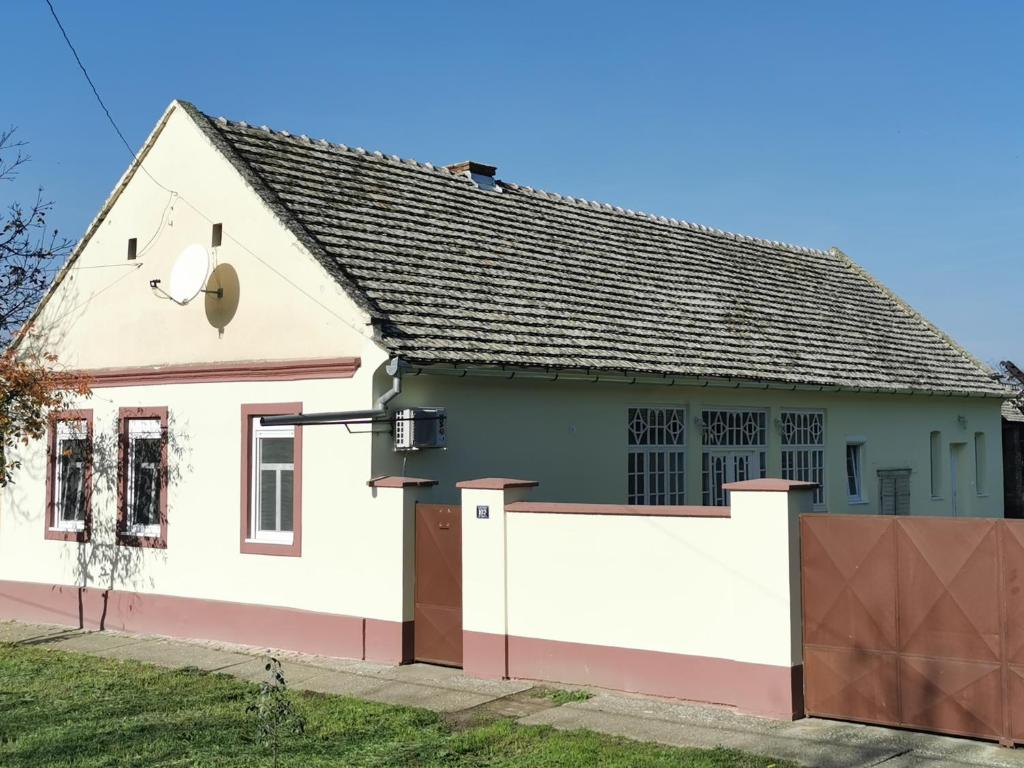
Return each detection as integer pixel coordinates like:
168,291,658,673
701,409,767,506
846,442,864,503
253,424,295,542
974,432,987,496
879,469,911,515
45,410,93,542
780,411,825,507
118,407,168,546
211,223,223,248
627,407,685,504
127,237,137,260
929,431,943,498
241,403,302,556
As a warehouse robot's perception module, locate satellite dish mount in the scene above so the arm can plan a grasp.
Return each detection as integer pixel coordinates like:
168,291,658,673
158,244,222,304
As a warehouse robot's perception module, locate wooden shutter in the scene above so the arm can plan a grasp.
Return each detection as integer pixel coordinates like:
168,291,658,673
878,469,911,516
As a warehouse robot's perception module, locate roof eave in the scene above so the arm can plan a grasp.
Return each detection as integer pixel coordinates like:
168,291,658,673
400,360,1010,399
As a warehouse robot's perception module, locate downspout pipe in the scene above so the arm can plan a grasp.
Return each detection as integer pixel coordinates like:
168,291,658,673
259,357,405,427
376,356,404,410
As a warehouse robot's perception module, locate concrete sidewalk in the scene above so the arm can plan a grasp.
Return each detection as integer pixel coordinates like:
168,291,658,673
2,620,1022,768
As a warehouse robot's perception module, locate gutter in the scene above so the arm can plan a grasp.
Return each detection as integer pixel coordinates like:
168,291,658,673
401,362,1011,399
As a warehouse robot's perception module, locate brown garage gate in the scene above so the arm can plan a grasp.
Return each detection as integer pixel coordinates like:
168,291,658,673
801,515,1024,746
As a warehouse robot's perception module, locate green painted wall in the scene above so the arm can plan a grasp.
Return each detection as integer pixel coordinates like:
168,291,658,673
370,367,1005,516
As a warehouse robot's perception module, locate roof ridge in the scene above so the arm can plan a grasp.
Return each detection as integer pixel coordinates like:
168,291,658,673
205,109,829,259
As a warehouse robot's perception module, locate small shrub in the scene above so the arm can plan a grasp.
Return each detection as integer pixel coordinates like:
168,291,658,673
246,657,305,767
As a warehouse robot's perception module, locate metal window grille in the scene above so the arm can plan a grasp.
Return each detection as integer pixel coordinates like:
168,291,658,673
54,420,88,529
627,407,685,505
126,418,163,534
781,410,825,507
701,410,767,506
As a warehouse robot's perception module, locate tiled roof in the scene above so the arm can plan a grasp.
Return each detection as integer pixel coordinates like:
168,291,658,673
181,101,1006,397
1004,401,1024,423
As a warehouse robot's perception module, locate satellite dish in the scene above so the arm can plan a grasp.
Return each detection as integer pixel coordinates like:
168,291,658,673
168,244,210,304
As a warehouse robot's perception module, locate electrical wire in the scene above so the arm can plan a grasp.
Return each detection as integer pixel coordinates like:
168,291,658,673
42,0,372,339
43,0,173,195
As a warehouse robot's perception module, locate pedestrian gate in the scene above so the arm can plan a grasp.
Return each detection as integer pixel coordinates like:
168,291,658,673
414,504,462,667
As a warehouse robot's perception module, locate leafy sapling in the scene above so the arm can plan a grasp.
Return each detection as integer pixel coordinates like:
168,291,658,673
246,656,305,767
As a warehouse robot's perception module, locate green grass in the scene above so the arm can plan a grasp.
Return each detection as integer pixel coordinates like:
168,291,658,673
532,687,594,705
0,644,791,767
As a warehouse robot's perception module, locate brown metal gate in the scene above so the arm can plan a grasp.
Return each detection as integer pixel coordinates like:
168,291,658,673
414,504,462,667
801,515,1024,745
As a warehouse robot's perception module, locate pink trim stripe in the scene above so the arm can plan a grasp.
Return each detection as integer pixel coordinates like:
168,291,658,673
0,579,409,663
463,630,802,719
365,618,414,663
86,357,361,388
463,629,507,680
505,502,730,518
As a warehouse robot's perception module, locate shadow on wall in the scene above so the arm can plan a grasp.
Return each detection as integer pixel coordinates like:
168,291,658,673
7,410,194,631
204,262,240,335
68,413,193,629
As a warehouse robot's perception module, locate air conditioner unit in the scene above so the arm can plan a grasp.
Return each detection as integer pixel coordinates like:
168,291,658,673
394,407,447,451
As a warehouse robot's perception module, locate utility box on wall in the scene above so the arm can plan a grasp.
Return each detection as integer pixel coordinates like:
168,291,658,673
394,407,447,451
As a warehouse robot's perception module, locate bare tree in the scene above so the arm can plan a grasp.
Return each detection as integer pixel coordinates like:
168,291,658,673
0,128,72,343
0,128,89,485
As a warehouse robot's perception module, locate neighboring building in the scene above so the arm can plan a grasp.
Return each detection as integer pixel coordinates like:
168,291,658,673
0,100,1010,666
1003,397,1024,519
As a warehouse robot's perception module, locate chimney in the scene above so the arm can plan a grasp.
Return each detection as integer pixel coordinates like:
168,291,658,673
445,160,498,191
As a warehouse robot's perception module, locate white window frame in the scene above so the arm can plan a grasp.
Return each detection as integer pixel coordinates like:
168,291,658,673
627,406,686,505
700,408,768,506
974,432,987,497
780,409,826,509
846,438,866,504
52,419,88,532
125,418,162,539
249,422,295,545
929,431,943,499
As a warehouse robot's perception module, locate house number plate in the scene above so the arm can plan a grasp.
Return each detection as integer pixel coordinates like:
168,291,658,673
476,505,490,519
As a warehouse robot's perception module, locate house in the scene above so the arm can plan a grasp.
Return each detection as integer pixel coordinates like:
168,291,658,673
0,100,1010,709
1002,362,1024,518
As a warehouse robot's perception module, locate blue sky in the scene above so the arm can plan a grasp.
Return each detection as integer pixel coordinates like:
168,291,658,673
7,1,1022,367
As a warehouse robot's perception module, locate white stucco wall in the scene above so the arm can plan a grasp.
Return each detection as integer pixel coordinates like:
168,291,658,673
0,370,415,623
24,103,372,369
461,486,809,669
